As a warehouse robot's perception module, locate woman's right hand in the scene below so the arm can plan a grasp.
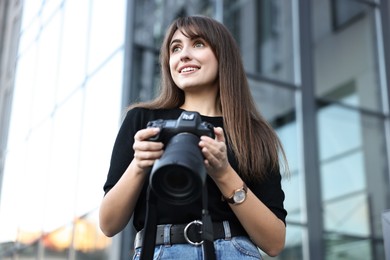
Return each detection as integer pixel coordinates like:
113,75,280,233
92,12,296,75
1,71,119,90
99,127,164,237
132,127,164,172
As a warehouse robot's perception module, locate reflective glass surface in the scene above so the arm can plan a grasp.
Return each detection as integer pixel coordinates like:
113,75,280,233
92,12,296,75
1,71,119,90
249,78,303,257
56,0,89,102
134,0,215,49
224,0,297,83
88,0,126,74
0,0,126,258
318,104,389,259
313,2,383,112
313,1,389,259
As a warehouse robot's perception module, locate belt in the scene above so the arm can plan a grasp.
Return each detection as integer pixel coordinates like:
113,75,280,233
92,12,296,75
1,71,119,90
134,220,247,249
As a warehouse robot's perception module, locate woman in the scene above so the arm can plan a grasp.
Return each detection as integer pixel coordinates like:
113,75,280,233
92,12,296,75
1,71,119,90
99,15,288,259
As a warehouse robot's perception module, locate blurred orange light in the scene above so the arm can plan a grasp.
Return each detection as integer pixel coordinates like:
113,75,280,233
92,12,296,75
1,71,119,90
18,218,111,252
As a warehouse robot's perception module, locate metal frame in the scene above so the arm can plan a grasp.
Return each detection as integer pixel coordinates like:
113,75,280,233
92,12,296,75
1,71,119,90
379,0,390,256
298,0,325,259
119,0,137,259
121,0,137,109
380,0,390,192
0,0,23,211
383,210,390,260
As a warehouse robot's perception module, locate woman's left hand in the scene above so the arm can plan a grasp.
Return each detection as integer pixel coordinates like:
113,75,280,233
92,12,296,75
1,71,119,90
199,127,230,179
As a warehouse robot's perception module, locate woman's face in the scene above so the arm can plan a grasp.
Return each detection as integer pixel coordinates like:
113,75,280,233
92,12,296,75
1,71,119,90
169,29,219,93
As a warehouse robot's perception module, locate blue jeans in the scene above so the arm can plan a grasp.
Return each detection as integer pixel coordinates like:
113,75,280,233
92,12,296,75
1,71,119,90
132,236,263,259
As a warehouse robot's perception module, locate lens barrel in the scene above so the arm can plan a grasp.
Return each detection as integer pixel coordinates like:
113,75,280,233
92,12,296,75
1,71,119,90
149,133,206,205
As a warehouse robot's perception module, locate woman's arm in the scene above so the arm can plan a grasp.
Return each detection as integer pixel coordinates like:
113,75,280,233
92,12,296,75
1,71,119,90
99,127,163,237
212,167,286,256
199,127,286,256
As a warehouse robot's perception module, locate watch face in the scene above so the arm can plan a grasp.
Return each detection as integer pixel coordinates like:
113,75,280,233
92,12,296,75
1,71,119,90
233,190,246,203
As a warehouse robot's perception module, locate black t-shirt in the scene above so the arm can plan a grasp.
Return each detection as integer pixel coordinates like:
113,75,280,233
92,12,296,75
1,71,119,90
103,107,287,231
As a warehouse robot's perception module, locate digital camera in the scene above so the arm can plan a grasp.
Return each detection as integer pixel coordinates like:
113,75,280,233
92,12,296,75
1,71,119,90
147,111,215,205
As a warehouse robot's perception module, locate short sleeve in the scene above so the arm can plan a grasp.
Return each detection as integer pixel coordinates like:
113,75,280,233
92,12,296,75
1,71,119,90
103,108,146,194
250,168,287,225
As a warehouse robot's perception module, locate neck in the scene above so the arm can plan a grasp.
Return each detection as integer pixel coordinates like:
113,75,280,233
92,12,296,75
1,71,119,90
180,92,221,117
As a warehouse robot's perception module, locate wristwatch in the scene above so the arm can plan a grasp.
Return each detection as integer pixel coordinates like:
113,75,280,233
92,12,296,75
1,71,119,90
222,183,248,204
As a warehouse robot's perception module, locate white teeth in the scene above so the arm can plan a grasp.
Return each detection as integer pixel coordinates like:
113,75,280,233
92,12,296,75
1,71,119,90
181,67,197,73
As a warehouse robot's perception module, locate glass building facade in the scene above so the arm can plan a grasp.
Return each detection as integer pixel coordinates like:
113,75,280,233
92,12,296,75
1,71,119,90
0,0,389,259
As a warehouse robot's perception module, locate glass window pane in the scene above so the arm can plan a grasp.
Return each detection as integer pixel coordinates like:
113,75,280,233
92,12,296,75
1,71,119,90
20,1,43,30
131,46,160,102
6,45,38,148
324,192,370,236
31,12,61,126
332,0,367,30
44,89,84,232
0,143,29,245
281,225,305,259
88,0,126,73
224,0,296,83
40,0,63,24
1,0,126,258
56,0,90,103
325,236,373,260
318,104,389,259
133,0,215,49
261,225,305,259
18,19,40,54
78,51,124,216
16,120,52,234
249,78,304,238
313,3,382,112
249,79,295,124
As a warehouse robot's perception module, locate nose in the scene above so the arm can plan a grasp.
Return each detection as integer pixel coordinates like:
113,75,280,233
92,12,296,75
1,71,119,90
179,46,192,61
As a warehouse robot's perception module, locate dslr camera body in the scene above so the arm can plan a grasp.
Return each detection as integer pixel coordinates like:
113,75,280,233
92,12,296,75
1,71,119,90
147,111,215,205
147,111,215,142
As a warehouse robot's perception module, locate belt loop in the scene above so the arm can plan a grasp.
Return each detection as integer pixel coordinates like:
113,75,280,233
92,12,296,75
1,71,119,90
164,224,172,246
222,221,231,240
134,230,142,249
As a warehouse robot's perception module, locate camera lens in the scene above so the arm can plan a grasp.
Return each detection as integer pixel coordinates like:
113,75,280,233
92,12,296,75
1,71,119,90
162,168,191,193
149,133,206,205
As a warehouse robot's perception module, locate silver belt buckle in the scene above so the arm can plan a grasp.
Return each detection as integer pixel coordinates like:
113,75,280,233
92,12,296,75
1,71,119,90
184,220,203,246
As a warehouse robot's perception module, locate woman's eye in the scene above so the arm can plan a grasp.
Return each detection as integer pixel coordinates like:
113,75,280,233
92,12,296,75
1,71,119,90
194,42,204,48
171,46,181,53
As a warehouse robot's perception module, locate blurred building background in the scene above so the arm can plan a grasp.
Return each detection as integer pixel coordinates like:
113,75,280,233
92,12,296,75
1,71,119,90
0,0,389,259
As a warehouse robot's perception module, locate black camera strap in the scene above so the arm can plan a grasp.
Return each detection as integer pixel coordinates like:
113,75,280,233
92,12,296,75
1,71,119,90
139,185,158,260
201,184,216,260
139,184,216,260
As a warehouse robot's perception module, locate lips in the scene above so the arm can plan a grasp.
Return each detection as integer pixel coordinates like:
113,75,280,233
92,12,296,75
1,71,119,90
179,65,200,73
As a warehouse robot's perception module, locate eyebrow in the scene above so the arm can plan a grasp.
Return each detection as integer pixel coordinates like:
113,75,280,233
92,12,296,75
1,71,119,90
169,36,203,47
169,39,181,47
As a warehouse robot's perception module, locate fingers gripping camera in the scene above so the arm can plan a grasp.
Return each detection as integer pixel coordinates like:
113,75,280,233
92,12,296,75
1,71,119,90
146,111,215,205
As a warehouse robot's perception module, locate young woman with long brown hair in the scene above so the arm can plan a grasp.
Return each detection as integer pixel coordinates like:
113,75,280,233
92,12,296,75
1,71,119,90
99,15,288,259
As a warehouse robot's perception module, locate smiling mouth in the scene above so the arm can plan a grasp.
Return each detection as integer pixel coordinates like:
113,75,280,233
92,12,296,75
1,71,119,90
180,67,199,73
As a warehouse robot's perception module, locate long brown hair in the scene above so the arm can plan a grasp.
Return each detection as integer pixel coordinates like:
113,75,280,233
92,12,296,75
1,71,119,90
130,15,287,181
